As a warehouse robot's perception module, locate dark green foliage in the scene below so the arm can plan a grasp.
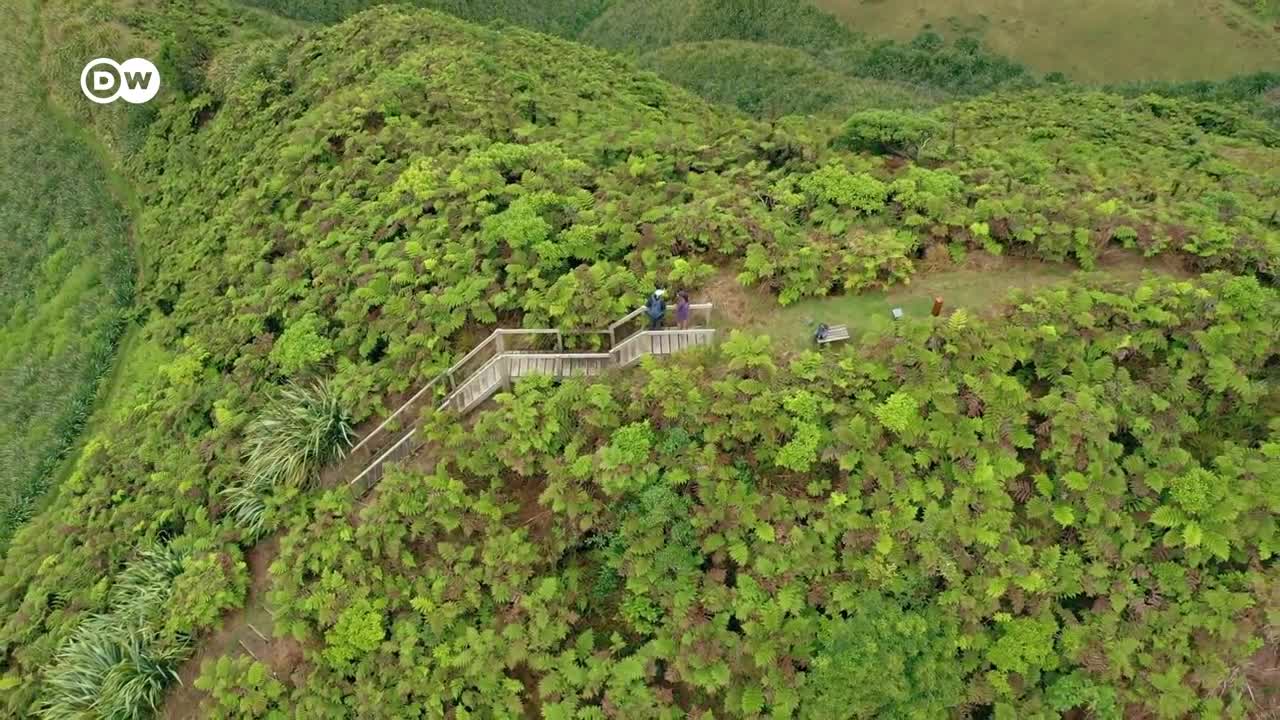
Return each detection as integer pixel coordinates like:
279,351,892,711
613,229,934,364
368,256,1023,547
837,31,1034,98
1112,71,1280,128
638,41,941,118
240,0,613,36
836,109,946,159
263,274,1279,718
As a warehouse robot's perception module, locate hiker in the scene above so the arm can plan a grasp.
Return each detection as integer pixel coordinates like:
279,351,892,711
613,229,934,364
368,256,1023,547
645,289,667,330
675,290,691,330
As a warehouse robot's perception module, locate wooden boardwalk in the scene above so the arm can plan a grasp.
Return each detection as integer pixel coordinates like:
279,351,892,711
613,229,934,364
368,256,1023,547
344,306,715,493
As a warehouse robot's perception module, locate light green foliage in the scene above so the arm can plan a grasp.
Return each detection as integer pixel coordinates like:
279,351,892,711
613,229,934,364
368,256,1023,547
986,615,1060,695
165,550,250,639
1168,467,1218,515
837,109,945,159
798,164,889,215
323,598,386,669
874,392,919,434
195,655,291,719
802,594,964,719
599,421,657,495
269,313,334,376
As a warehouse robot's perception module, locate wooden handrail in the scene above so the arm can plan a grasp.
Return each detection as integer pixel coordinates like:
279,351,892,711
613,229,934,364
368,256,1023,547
348,372,445,456
346,303,716,486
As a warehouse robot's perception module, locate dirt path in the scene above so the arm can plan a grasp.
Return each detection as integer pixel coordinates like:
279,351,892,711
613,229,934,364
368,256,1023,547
161,535,302,719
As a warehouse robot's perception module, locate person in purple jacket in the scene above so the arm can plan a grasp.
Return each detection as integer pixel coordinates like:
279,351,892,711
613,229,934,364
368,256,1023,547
675,290,691,330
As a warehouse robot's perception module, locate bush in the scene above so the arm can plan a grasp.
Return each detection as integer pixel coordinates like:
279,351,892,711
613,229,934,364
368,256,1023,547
836,109,945,160
165,550,250,639
269,313,334,377
241,380,354,489
323,599,386,669
195,655,291,719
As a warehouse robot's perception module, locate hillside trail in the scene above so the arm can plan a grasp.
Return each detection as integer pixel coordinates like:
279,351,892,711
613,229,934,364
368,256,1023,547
160,418,443,717
160,246,1193,716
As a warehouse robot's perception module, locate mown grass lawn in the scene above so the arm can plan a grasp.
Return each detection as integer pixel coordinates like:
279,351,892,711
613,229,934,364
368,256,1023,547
716,251,1185,350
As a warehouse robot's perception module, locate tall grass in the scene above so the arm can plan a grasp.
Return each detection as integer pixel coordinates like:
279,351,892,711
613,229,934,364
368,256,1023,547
242,380,355,489
222,380,354,538
0,0,135,557
37,544,189,719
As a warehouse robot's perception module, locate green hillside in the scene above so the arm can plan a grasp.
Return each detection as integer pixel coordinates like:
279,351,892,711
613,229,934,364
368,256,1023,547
814,0,1280,84
0,2,1277,719
0,0,134,555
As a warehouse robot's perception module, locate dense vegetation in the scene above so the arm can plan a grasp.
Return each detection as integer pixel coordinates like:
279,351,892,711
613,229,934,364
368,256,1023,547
261,271,1278,719
237,0,1033,117
0,0,134,555
0,1,1277,718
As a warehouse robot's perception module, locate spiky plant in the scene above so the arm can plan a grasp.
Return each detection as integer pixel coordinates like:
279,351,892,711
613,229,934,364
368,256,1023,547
98,631,187,719
221,472,272,541
243,379,354,488
108,543,188,625
38,544,191,720
38,624,187,720
38,624,124,720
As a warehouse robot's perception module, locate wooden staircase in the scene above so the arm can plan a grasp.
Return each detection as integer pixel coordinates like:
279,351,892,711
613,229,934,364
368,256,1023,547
344,304,715,494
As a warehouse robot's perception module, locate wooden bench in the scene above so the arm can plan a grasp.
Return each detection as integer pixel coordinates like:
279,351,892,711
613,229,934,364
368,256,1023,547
816,324,850,345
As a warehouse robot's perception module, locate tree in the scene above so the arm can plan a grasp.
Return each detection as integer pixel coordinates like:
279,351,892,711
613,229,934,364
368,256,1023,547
836,110,945,160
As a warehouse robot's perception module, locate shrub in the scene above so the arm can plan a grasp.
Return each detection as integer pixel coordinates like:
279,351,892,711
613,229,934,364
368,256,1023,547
242,380,354,489
323,599,386,669
195,655,291,719
269,313,334,376
836,109,945,160
165,550,250,639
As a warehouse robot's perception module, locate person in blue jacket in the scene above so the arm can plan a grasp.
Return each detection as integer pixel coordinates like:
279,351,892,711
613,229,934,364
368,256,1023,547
645,289,667,330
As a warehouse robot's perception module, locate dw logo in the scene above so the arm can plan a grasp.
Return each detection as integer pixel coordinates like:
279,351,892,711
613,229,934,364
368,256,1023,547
80,58,161,104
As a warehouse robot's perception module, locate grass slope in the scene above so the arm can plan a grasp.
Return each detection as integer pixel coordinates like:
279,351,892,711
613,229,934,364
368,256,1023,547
638,40,946,118
0,0,134,555
815,0,1280,83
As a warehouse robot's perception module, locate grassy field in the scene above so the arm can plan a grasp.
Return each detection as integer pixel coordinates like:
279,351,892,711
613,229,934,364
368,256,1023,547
814,0,1280,83
638,40,944,117
715,251,1187,349
0,0,137,554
